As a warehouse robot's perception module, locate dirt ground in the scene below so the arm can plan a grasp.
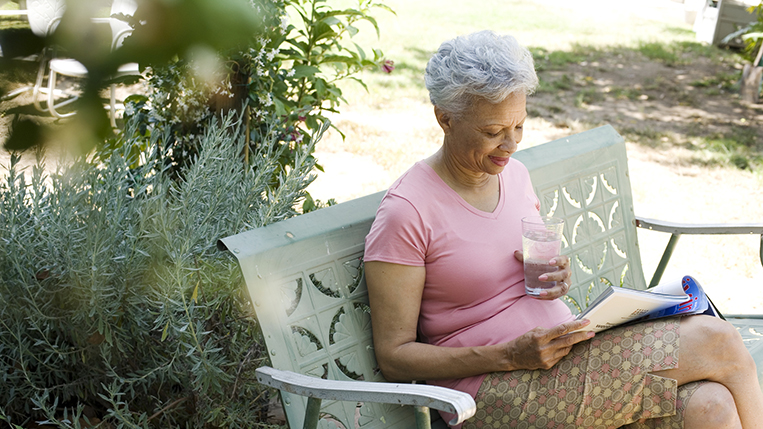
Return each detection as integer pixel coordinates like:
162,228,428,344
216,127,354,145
2,0,763,314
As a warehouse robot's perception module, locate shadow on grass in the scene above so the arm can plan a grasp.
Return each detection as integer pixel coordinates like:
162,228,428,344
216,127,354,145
527,40,762,173
0,27,42,59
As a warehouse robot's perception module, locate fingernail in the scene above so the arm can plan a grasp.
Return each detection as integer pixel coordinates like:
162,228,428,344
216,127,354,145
549,258,557,265
538,274,548,281
587,332,595,338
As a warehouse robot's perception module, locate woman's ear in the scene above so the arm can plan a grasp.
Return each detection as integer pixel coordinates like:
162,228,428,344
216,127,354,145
434,106,452,135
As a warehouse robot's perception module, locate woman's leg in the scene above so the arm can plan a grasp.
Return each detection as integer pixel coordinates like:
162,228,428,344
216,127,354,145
651,315,763,428
683,382,741,429
621,382,740,429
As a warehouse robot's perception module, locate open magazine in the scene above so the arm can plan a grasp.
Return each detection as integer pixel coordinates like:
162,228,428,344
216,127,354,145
574,276,721,333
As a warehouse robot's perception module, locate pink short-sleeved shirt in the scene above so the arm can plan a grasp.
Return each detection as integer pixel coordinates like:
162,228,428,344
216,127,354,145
364,159,574,398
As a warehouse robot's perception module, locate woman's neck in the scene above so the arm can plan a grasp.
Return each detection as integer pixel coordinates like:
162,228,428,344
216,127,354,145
426,148,493,193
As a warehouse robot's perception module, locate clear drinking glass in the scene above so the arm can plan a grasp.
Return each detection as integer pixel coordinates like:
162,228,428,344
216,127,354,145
522,216,565,296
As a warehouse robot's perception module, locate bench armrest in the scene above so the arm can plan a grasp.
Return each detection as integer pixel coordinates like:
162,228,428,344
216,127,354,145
635,216,763,286
635,217,763,235
256,366,477,427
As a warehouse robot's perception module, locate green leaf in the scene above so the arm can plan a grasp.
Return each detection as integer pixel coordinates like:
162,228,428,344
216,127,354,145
314,27,338,43
124,94,149,105
315,78,327,99
354,42,367,61
302,192,316,213
371,3,397,16
320,16,341,27
364,15,380,38
322,54,358,66
305,114,320,130
273,98,288,117
349,76,369,92
292,65,321,78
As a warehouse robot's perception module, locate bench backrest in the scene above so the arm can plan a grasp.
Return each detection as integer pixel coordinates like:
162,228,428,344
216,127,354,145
518,125,646,311
219,124,645,429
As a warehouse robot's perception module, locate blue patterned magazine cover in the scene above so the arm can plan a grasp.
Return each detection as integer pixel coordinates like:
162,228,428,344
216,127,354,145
575,276,720,333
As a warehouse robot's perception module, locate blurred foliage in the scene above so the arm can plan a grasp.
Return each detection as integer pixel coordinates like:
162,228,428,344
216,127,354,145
2,0,269,152
0,113,320,428
119,0,394,188
2,0,394,190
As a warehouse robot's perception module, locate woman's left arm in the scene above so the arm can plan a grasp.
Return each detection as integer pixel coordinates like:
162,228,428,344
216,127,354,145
513,250,572,300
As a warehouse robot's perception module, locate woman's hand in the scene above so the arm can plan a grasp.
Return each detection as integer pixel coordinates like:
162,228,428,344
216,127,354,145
514,250,572,300
503,319,594,371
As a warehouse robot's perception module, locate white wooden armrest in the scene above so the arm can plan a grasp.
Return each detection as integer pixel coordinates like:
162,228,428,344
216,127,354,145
635,216,763,235
256,366,477,426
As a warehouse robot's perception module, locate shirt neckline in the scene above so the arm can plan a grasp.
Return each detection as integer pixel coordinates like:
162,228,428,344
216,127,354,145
417,161,506,219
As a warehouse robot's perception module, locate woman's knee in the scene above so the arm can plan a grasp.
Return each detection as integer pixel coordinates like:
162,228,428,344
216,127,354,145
683,382,741,429
683,316,751,364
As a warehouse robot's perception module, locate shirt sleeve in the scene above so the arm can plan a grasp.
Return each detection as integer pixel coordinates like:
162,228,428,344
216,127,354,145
364,192,428,267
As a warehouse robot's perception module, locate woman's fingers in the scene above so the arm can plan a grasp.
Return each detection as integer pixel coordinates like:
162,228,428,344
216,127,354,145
549,319,592,339
538,255,571,282
540,320,594,350
534,281,568,299
516,321,594,370
533,255,572,299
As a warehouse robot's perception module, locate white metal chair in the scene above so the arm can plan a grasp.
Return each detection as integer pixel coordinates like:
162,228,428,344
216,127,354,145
45,0,141,127
0,0,65,103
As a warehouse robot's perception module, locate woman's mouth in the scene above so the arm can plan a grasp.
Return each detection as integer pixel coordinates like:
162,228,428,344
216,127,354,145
489,156,510,167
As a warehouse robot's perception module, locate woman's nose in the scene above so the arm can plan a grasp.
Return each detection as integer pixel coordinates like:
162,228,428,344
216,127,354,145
499,136,518,153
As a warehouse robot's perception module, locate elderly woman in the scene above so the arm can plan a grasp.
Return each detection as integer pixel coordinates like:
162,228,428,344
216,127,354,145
363,30,763,429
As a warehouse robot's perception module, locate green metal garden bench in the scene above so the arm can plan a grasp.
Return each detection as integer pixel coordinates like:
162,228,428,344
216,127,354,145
219,124,763,429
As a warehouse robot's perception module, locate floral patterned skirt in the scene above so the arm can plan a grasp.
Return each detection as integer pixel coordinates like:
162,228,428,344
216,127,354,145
463,318,704,429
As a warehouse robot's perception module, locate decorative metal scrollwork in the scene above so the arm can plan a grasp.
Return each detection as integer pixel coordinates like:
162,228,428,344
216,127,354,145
282,278,303,317
310,268,341,298
343,257,364,295
291,325,322,356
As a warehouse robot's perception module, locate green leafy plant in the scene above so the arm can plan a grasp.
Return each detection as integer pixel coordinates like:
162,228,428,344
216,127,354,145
117,0,393,205
0,114,324,428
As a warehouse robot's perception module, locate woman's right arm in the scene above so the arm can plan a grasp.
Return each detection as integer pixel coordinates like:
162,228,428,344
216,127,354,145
364,261,594,382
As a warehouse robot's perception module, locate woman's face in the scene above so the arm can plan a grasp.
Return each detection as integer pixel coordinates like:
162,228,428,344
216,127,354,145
437,92,527,177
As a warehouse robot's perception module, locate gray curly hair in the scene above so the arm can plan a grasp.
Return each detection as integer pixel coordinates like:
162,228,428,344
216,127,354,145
425,30,539,116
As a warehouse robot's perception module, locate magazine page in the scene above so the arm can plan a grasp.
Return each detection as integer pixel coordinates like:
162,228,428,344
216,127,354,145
642,276,709,319
575,286,688,333
574,276,716,333
648,278,685,295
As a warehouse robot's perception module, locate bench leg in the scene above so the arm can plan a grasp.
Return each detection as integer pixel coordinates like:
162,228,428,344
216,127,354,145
415,405,432,429
650,233,680,287
303,397,322,429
